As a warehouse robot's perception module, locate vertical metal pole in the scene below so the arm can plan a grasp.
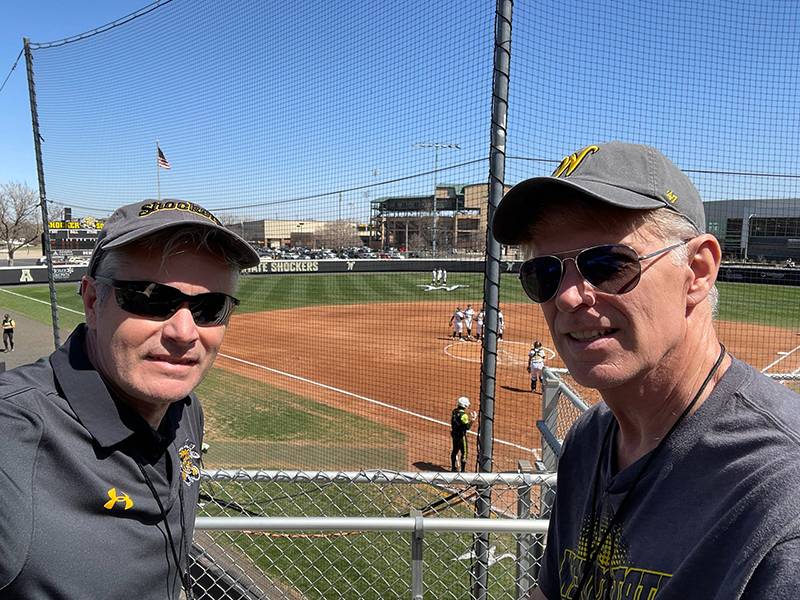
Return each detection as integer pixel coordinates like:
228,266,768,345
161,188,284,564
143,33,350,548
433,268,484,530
532,369,558,586
24,38,61,350
156,140,161,200
410,510,424,600
539,368,560,472
515,461,534,600
432,146,439,256
474,1,513,598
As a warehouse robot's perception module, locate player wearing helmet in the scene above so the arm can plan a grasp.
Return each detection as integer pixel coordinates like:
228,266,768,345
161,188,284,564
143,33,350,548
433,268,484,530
450,396,477,472
528,341,546,393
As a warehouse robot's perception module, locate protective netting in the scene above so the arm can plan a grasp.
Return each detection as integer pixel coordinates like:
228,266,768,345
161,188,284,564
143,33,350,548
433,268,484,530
24,0,800,475
506,0,800,399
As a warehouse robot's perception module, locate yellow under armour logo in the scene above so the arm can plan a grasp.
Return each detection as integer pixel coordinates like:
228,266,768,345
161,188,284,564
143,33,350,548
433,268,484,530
104,487,134,510
552,145,599,178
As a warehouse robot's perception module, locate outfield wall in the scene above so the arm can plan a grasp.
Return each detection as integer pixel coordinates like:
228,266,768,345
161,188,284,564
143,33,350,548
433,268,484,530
2,260,800,286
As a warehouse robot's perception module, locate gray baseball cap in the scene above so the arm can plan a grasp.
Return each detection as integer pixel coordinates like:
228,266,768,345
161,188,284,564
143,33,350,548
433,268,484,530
87,199,260,276
491,141,705,245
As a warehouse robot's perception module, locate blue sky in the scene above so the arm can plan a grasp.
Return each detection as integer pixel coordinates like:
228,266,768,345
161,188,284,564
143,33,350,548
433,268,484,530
2,1,800,223
1,1,147,189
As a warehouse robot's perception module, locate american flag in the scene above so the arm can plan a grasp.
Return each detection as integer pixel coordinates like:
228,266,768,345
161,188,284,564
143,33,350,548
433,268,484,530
157,146,171,170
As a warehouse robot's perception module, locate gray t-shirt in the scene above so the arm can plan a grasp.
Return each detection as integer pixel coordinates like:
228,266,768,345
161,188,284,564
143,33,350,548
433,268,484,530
0,324,204,599
539,357,800,599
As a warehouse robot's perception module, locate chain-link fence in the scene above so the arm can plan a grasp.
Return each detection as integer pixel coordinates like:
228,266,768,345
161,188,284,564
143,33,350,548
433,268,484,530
189,470,556,600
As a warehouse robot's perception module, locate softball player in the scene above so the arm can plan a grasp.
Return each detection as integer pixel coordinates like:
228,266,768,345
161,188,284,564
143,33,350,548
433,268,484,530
449,306,465,339
464,304,475,339
528,341,546,392
474,307,485,340
450,396,477,472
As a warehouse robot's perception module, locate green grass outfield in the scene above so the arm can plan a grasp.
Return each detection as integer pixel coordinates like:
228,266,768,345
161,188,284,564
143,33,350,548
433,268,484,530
2,273,799,327
3,273,798,455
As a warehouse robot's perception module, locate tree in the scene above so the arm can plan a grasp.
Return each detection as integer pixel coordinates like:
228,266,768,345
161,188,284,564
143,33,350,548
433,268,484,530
316,220,361,250
0,182,43,266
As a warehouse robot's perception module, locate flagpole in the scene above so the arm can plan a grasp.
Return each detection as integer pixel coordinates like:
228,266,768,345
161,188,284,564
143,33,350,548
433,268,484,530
156,140,161,200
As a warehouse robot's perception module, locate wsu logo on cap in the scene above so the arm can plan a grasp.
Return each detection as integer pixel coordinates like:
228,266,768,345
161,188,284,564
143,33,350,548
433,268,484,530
137,200,222,226
552,145,599,178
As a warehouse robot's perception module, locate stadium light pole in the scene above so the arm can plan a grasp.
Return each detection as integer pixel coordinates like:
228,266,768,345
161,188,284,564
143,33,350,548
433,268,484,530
414,142,460,256
744,213,757,261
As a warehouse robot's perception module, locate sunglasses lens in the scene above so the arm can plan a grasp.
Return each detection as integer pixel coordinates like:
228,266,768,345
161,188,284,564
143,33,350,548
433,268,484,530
519,256,563,303
114,285,180,319
189,295,236,326
578,245,641,294
113,281,236,326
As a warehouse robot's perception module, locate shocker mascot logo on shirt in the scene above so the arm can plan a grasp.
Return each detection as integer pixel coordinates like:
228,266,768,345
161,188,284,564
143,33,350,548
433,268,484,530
559,513,671,599
178,441,201,486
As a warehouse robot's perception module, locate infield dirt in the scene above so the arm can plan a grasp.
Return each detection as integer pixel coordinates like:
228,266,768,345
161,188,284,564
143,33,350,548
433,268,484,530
217,301,800,472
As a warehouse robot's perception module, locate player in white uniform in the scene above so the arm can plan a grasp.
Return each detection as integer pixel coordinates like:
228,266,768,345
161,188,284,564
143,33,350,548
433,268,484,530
474,308,485,340
436,267,444,285
463,304,475,340
497,308,505,340
449,306,465,340
528,340,546,392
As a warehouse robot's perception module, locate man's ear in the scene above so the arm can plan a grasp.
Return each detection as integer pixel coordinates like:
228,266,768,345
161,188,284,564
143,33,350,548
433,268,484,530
81,276,99,328
686,234,721,308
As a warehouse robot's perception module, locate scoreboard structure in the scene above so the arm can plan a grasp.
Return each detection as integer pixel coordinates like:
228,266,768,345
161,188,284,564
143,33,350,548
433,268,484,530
47,219,104,260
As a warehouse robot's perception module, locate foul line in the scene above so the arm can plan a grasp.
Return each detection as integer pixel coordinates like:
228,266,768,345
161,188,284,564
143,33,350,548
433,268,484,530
761,344,800,373
0,287,84,314
218,352,541,458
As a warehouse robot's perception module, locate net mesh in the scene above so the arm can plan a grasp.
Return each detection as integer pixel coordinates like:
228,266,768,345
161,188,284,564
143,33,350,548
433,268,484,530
24,0,800,474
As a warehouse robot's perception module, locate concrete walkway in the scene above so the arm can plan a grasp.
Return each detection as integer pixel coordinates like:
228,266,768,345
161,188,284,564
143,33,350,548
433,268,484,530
0,311,62,372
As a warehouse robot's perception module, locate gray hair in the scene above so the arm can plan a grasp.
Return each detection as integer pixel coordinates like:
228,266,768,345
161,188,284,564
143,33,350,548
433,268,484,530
92,227,241,305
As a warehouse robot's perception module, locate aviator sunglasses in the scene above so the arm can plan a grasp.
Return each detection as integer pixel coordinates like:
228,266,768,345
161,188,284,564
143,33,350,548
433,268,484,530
518,240,689,303
94,276,239,326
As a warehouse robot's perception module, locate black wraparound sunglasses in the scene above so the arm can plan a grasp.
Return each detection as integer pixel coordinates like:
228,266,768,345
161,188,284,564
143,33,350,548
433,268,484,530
518,240,689,304
94,276,239,326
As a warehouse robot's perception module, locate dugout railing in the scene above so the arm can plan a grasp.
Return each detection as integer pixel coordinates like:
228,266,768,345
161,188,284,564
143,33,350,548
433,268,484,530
190,469,557,600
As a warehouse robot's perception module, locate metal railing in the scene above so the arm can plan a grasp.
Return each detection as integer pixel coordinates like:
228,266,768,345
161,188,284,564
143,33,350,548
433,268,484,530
191,469,557,600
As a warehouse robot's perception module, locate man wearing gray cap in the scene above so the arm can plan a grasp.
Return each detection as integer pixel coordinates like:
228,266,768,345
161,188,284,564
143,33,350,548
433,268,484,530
0,199,259,598
492,143,800,599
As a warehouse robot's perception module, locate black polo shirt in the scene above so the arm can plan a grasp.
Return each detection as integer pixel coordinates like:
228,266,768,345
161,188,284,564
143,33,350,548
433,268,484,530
0,324,204,599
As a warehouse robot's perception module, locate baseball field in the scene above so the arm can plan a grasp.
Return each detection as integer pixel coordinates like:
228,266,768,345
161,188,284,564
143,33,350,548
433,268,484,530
2,270,799,474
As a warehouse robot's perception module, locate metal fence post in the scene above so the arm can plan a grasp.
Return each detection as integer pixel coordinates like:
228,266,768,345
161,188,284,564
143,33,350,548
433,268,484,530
410,509,424,600
515,460,534,600
474,0,514,597
23,37,61,350
538,367,560,472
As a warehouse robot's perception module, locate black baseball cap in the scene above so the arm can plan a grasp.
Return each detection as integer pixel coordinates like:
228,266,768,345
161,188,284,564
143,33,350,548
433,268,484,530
87,199,260,276
491,141,706,245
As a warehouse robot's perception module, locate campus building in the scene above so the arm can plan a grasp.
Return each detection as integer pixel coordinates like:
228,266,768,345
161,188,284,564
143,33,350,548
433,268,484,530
704,198,800,262
369,183,505,255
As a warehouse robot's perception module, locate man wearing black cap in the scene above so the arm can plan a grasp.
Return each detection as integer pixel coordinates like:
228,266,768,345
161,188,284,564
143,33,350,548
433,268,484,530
492,143,800,599
0,199,259,598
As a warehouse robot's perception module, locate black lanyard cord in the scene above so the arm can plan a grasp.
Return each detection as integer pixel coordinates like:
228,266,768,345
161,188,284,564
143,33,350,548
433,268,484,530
573,343,727,598
137,461,193,599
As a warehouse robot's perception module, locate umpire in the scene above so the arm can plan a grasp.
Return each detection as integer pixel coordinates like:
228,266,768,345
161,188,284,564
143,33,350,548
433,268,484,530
450,396,476,472
0,200,259,598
